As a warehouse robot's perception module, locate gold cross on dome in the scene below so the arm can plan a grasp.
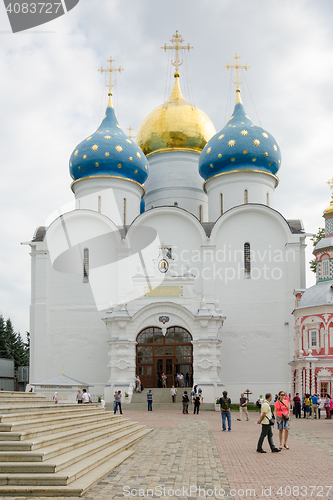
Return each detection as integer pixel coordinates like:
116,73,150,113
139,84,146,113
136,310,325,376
327,178,333,190
225,53,250,88
128,126,136,139
98,57,124,97
161,31,193,76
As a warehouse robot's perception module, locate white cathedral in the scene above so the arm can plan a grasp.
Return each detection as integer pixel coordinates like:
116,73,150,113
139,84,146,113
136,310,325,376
27,37,307,403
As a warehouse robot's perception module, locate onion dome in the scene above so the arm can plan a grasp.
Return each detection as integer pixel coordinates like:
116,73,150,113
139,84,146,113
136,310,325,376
136,74,216,156
324,194,333,216
199,89,281,181
69,96,149,185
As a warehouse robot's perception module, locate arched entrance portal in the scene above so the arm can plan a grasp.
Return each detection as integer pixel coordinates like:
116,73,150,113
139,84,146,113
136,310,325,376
136,326,193,388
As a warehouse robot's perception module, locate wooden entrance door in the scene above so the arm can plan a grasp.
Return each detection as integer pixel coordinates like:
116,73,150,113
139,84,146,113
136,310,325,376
136,326,193,388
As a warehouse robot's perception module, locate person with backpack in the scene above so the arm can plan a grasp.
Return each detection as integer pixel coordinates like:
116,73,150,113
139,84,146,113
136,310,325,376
219,390,232,431
182,391,189,414
311,393,319,419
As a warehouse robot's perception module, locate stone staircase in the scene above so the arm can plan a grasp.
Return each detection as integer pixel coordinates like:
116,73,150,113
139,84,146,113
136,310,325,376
123,387,214,411
0,391,152,496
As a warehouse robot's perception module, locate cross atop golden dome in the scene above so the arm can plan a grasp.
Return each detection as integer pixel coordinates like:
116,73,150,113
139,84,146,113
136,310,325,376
161,30,193,77
324,178,333,215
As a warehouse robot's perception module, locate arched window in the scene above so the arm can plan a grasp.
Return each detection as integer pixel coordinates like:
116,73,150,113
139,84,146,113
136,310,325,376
83,248,89,283
174,202,178,207
322,257,330,279
244,242,251,278
244,189,248,204
199,205,202,222
98,196,101,213
220,193,223,215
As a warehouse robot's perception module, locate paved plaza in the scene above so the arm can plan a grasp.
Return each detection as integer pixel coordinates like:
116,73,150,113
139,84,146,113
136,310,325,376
2,408,332,500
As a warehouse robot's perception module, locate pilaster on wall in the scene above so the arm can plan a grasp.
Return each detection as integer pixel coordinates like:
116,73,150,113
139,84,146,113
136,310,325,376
29,242,50,383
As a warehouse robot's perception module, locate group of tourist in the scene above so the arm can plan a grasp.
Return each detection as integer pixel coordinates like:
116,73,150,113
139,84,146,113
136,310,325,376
175,372,190,387
292,392,333,419
146,384,203,413
155,372,190,388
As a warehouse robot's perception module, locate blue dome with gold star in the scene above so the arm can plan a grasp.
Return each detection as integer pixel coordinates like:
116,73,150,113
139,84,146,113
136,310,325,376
199,90,281,181
69,98,148,185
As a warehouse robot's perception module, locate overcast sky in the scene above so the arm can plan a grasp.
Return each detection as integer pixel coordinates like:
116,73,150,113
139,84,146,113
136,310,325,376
0,0,332,336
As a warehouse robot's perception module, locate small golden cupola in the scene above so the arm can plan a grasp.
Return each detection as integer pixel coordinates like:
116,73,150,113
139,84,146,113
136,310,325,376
136,31,216,156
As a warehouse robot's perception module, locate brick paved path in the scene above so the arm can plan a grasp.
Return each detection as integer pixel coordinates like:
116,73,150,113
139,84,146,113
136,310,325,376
1,409,332,500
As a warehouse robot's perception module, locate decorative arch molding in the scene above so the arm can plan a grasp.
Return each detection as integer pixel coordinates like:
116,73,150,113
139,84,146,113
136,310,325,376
47,208,122,240
317,367,333,378
302,315,323,326
210,203,294,245
130,302,197,337
129,205,207,242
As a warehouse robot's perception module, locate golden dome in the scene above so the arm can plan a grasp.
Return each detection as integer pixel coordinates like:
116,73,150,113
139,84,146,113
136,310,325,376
324,194,333,215
136,75,216,156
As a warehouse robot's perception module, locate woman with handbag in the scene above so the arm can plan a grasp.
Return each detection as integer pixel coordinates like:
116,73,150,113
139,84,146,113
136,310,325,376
274,391,290,449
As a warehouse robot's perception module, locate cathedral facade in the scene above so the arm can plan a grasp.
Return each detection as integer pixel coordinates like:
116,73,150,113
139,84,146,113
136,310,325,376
28,46,307,403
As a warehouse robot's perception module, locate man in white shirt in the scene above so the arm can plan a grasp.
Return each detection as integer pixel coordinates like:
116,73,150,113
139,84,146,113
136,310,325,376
82,389,91,404
170,386,177,403
257,393,281,453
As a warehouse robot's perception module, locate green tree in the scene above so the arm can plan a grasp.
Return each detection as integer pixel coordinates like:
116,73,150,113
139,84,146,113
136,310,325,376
309,227,325,273
0,315,29,368
0,316,10,359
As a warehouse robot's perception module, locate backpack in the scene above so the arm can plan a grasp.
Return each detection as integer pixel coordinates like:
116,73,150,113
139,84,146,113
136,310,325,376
182,394,189,403
220,397,230,411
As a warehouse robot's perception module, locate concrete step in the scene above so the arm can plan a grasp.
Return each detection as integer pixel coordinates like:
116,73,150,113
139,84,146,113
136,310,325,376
131,387,191,404
0,393,43,399
0,428,151,486
0,405,102,424
0,393,151,495
0,408,110,433
121,402,215,411
0,417,133,451
0,448,134,495
0,403,57,413
0,399,48,404
0,423,147,470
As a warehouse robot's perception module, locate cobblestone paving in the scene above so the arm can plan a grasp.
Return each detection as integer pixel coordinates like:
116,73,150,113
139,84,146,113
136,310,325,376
290,427,333,456
1,410,333,500
88,418,233,500
207,411,333,500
